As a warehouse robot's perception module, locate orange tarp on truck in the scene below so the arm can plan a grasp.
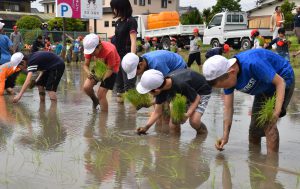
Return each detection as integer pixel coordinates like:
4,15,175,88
147,11,179,29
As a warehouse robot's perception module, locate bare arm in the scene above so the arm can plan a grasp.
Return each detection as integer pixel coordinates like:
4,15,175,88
216,93,234,150
272,74,286,119
130,32,137,54
185,95,201,117
137,104,163,134
13,72,33,103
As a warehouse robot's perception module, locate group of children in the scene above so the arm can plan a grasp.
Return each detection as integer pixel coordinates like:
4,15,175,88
0,27,296,154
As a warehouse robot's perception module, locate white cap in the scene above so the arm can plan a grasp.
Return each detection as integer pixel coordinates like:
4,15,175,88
202,55,237,81
122,53,140,79
83,33,99,54
0,22,5,30
10,52,24,67
136,69,164,94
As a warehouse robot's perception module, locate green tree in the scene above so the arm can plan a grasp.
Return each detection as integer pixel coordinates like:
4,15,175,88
48,17,85,31
16,16,42,30
202,7,213,25
180,9,204,25
212,0,241,14
281,0,296,30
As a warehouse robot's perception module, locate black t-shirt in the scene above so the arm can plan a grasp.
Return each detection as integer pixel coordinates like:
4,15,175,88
27,51,64,72
294,13,300,27
155,69,212,104
114,16,137,57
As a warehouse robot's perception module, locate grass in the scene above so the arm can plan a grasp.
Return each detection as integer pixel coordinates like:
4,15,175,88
170,94,187,125
15,72,27,86
256,95,276,127
123,89,152,110
91,59,107,81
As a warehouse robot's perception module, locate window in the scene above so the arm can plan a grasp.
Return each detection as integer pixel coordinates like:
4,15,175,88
112,21,116,27
104,21,109,27
240,15,244,22
161,0,167,8
9,4,19,11
139,0,145,6
209,15,222,26
134,0,137,5
148,0,151,4
52,4,55,13
46,4,49,13
232,15,239,22
227,15,231,22
168,0,172,3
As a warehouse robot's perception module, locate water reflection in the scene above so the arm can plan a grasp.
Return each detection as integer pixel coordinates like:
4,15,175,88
17,102,66,151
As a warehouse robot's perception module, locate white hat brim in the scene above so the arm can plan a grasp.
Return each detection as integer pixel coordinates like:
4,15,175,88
136,82,151,94
84,47,96,55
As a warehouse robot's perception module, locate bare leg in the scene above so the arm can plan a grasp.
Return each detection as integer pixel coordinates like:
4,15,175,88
169,119,181,134
189,111,208,135
97,87,108,112
37,85,46,102
265,123,279,154
48,91,57,101
83,78,99,108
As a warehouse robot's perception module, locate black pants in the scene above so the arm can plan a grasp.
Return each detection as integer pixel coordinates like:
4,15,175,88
249,78,295,138
5,72,19,89
187,52,201,67
115,54,136,93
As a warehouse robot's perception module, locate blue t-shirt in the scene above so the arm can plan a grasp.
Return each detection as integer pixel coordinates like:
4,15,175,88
55,44,63,55
224,49,294,95
73,41,80,53
0,34,13,65
142,50,187,76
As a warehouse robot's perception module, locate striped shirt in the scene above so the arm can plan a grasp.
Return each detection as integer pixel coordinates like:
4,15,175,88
27,51,64,72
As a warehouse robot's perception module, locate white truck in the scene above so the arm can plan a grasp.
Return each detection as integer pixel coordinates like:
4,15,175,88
203,12,273,50
134,15,205,50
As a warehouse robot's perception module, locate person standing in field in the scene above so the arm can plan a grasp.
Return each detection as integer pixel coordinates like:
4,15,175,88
186,28,202,70
10,26,23,53
110,0,137,103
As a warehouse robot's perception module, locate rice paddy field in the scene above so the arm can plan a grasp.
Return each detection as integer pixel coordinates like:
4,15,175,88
0,50,300,189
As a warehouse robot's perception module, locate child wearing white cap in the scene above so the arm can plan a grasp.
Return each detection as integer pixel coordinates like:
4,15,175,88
202,49,294,153
82,33,120,111
135,69,211,135
0,52,26,95
122,50,187,80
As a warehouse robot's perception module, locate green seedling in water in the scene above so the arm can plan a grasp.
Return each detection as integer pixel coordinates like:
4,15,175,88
16,72,27,85
256,95,276,127
90,59,107,81
123,89,152,110
170,94,187,125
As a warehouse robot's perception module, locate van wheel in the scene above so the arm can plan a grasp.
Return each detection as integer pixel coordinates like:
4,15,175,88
241,38,251,50
211,39,220,48
161,37,171,50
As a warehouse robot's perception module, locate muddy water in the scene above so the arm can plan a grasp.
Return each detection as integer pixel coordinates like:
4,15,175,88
0,65,299,189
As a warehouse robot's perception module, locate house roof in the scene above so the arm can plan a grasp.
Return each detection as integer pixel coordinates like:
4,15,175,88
40,0,55,4
0,11,55,21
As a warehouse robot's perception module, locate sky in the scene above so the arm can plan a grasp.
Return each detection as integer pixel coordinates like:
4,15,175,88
31,0,257,12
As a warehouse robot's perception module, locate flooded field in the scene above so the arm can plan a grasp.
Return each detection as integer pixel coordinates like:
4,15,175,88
0,64,300,189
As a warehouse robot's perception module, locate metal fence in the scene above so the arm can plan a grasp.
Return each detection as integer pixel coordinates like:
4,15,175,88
3,29,107,45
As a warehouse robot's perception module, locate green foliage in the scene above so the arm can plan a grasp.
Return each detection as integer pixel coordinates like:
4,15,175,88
48,17,85,31
180,9,204,25
170,94,187,125
16,16,42,30
256,95,276,127
212,0,241,14
90,59,107,81
16,72,27,86
202,8,214,25
123,89,152,110
23,28,42,45
281,0,296,30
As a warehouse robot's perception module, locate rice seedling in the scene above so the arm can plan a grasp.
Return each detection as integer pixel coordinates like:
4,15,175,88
250,167,266,180
170,94,187,125
90,59,107,81
136,40,142,47
256,95,276,127
197,39,202,46
15,72,27,85
123,89,152,110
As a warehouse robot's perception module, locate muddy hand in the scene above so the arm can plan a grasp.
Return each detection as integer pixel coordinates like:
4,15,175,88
136,127,148,135
215,137,227,151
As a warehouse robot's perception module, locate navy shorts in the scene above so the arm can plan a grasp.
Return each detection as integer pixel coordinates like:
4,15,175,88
36,64,65,92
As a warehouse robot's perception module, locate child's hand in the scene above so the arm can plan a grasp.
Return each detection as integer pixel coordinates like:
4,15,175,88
12,94,21,103
136,127,148,135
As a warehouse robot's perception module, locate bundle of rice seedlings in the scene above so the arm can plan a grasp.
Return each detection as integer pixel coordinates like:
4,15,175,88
170,94,187,125
123,89,152,110
196,39,202,46
256,95,276,127
91,59,107,81
16,72,27,86
136,40,142,47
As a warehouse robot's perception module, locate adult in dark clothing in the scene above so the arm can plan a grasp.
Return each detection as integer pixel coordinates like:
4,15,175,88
294,6,300,43
52,21,62,43
31,36,44,53
110,0,137,102
136,69,212,135
13,52,65,103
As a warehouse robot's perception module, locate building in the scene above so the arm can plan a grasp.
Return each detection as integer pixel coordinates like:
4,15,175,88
247,0,300,29
0,0,31,12
90,0,180,37
40,0,56,14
